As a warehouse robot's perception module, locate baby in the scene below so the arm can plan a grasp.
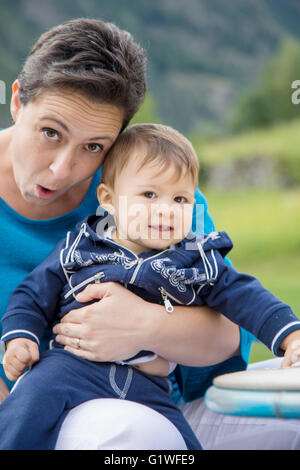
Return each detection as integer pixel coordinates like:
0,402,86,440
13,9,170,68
1,123,300,450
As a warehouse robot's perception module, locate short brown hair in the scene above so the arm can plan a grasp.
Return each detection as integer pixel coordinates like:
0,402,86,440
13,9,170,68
17,18,147,129
101,123,199,188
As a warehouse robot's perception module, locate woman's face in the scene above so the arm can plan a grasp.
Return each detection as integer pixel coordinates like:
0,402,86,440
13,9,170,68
10,86,124,206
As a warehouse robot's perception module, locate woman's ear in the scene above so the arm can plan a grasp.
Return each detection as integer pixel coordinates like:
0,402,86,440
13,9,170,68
10,80,22,122
97,183,116,216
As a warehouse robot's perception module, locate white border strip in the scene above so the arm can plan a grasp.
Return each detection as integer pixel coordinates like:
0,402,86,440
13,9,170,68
271,321,300,353
1,329,40,345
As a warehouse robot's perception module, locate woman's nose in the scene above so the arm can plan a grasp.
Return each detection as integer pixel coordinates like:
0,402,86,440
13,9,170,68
48,150,74,179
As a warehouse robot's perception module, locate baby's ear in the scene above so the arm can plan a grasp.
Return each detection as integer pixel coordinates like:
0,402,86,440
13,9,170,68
97,183,115,216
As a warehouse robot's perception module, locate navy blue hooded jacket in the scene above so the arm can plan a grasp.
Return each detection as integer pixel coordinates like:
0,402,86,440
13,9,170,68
2,214,300,362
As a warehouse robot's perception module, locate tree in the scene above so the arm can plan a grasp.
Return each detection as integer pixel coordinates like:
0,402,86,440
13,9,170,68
231,39,300,132
130,94,162,126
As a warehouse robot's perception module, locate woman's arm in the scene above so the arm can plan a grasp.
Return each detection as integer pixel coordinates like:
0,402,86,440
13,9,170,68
53,282,240,367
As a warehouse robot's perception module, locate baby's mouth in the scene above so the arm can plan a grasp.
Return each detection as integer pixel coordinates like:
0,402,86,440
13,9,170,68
149,225,174,233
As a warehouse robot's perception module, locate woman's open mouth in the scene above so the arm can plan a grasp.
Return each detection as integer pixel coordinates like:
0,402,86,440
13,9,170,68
35,185,58,200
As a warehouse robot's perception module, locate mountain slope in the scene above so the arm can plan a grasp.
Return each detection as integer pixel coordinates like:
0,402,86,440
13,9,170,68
0,0,299,132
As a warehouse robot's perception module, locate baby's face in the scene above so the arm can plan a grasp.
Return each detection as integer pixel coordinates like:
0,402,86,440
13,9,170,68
111,155,196,253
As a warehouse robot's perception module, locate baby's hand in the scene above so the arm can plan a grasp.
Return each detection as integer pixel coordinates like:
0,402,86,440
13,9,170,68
281,330,300,368
282,340,300,368
3,338,39,381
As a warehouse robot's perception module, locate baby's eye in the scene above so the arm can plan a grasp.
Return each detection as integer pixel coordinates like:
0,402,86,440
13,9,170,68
143,191,157,199
84,143,103,153
43,128,60,141
174,196,187,204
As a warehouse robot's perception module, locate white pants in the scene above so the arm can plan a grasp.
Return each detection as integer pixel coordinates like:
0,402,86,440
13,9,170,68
55,358,300,450
55,398,187,450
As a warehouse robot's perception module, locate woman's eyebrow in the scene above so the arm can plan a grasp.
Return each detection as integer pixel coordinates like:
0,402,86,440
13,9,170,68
40,116,70,133
40,116,113,142
86,135,114,142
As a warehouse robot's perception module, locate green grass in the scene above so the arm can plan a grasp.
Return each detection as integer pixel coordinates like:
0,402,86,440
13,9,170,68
193,119,300,363
202,187,300,363
204,188,300,264
238,255,300,363
192,119,300,185
249,341,274,363
196,119,300,166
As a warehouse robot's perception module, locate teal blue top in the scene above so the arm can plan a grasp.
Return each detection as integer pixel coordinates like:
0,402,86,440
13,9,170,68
0,167,102,388
0,166,254,398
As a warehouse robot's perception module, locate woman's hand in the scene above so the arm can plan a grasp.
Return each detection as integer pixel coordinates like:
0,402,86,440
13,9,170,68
0,378,9,403
53,282,160,362
53,281,240,366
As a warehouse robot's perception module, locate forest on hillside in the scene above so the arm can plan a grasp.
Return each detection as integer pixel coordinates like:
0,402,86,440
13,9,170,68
1,0,300,134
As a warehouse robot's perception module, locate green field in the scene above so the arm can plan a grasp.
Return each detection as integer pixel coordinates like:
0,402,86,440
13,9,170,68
202,187,300,363
198,119,300,168
192,119,300,187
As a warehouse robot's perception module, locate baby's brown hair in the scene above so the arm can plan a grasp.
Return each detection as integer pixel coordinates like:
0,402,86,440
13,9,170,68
101,123,199,189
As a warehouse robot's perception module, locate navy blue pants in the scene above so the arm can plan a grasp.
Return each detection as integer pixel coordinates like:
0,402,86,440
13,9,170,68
0,349,201,450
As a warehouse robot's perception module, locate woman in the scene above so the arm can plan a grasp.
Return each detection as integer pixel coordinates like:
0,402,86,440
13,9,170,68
0,18,299,450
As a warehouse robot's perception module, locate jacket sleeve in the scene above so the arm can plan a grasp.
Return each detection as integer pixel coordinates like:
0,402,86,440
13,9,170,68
1,237,69,346
197,248,300,356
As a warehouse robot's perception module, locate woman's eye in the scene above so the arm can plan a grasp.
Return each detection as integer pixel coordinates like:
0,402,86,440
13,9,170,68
43,128,59,141
84,143,103,153
174,196,187,204
143,191,156,199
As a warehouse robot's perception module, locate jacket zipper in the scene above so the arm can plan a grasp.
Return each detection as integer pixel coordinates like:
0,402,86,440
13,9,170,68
128,247,172,284
64,271,105,299
103,236,171,285
65,224,90,265
158,286,197,313
129,258,144,283
158,287,180,313
64,230,173,299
